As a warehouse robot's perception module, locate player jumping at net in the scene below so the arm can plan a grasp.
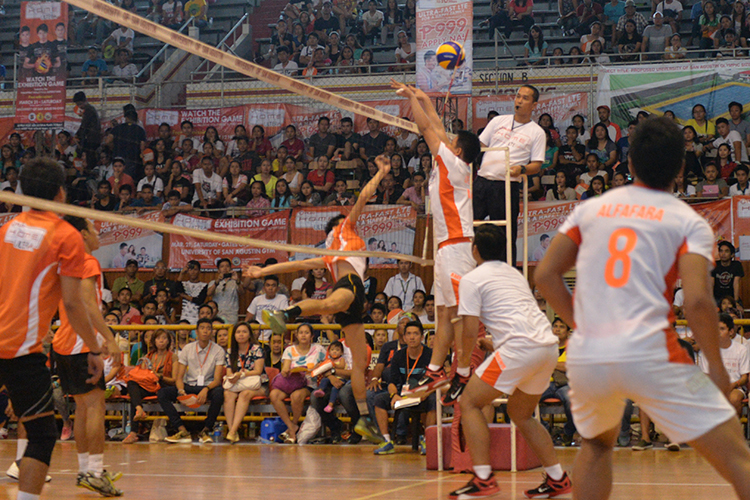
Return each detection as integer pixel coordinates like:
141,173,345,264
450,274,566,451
243,155,391,444
0,158,104,500
51,216,123,497
535,117,750,500
388,79,481,406
449,224,570,499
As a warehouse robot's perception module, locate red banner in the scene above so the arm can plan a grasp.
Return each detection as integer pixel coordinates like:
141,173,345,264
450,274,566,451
289,205,417,268
15,1,68,130
168,211,289,270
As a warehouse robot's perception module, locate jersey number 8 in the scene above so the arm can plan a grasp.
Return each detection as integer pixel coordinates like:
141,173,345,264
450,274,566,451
604,228,638,288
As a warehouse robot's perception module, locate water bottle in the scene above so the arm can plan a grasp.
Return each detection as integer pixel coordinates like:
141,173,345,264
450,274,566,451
213,423,222,443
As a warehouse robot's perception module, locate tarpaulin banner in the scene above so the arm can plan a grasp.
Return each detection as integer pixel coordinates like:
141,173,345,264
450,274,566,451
732,195,750,260
473,93,589,131
168,211,289,270
289,205,417,267
15,1,68,130
595,59,750,133
516,200,577,265
93,210,165,270
517,197,735,264
416,0,473,96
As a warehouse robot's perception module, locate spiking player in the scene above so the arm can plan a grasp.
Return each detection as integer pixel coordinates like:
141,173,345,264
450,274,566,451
243,154,390,443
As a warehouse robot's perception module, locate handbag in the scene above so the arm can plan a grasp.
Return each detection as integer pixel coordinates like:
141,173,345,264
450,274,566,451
123,357,161,393
223,374,262,392
149,418,168,442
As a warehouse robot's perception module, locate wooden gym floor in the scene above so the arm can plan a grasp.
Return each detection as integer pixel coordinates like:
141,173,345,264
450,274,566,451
0,441,738,500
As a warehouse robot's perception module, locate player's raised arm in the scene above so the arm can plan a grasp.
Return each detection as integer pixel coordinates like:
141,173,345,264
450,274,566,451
390,79,450,155
349,154,391,223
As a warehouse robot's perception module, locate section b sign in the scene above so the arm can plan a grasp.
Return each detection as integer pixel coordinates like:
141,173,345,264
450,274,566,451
15,2,68,130
416,0,473,95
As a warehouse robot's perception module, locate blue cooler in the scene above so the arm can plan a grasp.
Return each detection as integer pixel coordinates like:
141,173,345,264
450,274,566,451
260,417,288,442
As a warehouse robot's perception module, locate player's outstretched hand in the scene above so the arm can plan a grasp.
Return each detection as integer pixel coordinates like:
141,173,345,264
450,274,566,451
243,264,264,279
375,154,391,176
390,78,412,97
86,353,105,385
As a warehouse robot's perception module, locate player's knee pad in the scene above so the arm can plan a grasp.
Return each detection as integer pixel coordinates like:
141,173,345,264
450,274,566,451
22,415,57,466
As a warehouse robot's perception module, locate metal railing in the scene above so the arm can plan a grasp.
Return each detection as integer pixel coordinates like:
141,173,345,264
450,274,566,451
136,16,197,80
193,13,250,81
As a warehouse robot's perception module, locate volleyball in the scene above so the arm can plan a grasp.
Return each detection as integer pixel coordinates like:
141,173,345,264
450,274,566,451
436,41,465,70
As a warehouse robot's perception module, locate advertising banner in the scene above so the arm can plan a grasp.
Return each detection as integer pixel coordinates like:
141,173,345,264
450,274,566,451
168,211,289,270
93,211,165,271
732,196,750,260
15,1,68,130
473,93,589,132
595,59,750,132
416,0,473,95
289,205,417,267
516,200,577,265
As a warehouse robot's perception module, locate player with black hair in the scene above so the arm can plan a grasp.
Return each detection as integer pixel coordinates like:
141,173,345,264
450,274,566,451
244,154,392,444
389,79,481,406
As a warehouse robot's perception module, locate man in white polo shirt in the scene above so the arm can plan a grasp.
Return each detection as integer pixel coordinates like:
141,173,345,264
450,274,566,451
476,85,545,264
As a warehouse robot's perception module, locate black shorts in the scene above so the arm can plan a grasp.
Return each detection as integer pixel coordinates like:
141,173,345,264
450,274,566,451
332,273,366,328
0,353,54,419
50,350,106,396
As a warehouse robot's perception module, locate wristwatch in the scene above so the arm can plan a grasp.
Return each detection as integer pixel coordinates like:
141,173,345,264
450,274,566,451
520,166,527,175
331,368,336,375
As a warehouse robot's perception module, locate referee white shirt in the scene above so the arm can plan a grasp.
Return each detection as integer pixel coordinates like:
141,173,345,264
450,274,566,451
478,115,546,181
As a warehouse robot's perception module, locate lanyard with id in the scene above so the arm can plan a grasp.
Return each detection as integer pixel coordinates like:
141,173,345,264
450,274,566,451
196,343,212,386
402,346,423,395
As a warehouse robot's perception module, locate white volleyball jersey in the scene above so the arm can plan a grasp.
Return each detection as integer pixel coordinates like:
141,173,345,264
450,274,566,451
558,184,715,365
431,143,474,245
458,260,558,350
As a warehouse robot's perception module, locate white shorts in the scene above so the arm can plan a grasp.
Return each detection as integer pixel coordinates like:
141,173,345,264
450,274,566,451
567,361,737,444
433,241,475,308
474,343,558,396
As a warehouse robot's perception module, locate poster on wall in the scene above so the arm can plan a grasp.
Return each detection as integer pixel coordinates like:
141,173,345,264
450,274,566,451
168,211,289,270
93,211,165,271
415,0,473,95
15,1,68,130
516,200,576,265
289,206,417,267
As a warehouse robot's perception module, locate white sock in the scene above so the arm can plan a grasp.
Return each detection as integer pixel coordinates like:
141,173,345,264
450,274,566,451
456,366,471,377
16,439,28,462
17,492,40,500
78,453,89,474
89,454,104,477
427,363,441,372
382,433,391,443
473,464,492,480
545,464,564,481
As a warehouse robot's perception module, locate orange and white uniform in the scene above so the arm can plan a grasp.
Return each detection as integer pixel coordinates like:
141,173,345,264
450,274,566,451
323,215,366,282
558,184,736,443
430,143,476,307
0,211,86,359
53,253,105,356
460,260,558,395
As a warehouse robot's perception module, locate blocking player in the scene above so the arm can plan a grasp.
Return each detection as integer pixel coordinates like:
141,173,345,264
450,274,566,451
242,154,391,444
51,216,123,497
389,79,481,405
0,158,103,500
535,117,750,500
449,224,570,499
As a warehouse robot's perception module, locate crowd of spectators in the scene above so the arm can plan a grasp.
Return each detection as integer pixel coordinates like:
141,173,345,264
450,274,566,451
473,0,750,66
527,101,750,201
266,0,417,76
0,92,432,219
